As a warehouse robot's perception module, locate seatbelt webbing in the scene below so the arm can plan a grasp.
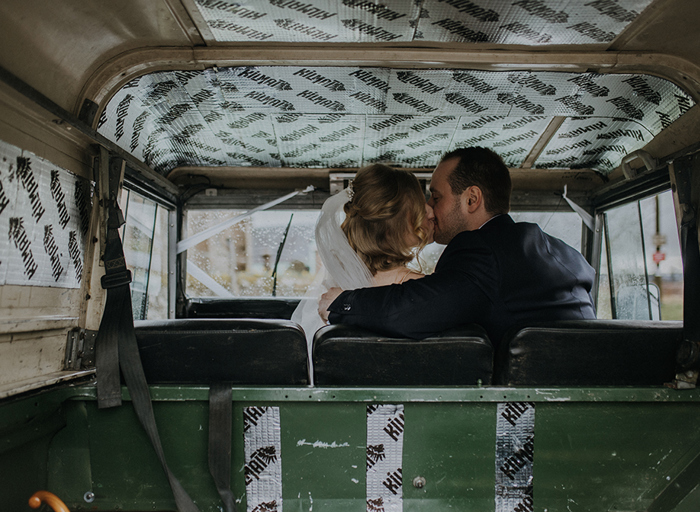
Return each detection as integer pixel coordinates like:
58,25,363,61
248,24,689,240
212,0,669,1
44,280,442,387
95,193,199,512
118,287,199,512
209,383,236,512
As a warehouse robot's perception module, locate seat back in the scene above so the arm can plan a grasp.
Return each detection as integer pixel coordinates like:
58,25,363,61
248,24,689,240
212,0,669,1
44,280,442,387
313,324,493,385
495,320,683,386
134,319,309,385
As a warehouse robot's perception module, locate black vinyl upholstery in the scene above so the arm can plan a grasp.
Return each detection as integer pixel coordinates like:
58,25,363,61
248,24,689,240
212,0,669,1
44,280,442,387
495,320,683,386
184,298,300,319
134,319,309,385
313,324,493,385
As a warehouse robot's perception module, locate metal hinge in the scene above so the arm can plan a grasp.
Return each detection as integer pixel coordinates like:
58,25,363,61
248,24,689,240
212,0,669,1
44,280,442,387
64,328,97,370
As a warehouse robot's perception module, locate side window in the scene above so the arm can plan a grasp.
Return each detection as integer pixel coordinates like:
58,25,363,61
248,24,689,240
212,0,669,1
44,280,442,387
598,191,682,320
641,191,683,320
120,189,170,320
604,201,652,319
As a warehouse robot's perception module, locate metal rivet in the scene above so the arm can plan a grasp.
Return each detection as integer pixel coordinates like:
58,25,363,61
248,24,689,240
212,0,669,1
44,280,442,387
413,476,426,489
84,491,95,503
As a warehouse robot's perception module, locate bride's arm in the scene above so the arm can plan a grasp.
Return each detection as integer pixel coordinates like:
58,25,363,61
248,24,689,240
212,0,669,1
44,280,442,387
318,288,342,322
318,269,424,321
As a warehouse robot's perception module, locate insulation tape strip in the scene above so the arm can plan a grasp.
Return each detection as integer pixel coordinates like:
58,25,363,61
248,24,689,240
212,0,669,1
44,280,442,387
0,139,91,289
243,406,283,512
366,404,404,512
495,402,535,512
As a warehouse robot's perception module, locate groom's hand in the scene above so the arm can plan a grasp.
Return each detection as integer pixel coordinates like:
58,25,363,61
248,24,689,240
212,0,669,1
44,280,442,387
319,287,343,322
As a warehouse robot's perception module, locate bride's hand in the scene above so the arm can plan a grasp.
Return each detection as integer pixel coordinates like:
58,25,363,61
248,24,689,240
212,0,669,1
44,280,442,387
318,287,343,322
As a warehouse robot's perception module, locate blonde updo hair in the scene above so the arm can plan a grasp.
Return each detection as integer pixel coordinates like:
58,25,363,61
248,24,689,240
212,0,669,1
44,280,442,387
341,164,430,275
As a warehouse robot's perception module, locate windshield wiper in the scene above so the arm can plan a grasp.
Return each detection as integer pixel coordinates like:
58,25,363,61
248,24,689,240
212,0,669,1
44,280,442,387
271,213,294,297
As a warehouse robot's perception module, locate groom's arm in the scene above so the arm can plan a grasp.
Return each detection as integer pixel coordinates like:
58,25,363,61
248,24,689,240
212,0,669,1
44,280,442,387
323,242,495,339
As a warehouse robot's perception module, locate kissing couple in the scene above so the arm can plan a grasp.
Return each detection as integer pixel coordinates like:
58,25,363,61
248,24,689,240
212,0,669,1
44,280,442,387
293,146,596,355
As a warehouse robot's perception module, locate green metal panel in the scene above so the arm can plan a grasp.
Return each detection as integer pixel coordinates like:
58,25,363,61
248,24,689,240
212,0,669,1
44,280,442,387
276,402,367,511
4,385,700,511
81,400,217,510
83,385,700,403
535,402,700,511
48,401,93,504
0,387,72,510
402,403,495,511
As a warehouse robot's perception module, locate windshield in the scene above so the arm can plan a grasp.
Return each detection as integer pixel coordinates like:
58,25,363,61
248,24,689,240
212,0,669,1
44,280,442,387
184,207,584,297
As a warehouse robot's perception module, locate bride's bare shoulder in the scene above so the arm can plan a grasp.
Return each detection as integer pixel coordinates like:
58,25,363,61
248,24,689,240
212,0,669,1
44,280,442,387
373,268,424,286
402,270,424,282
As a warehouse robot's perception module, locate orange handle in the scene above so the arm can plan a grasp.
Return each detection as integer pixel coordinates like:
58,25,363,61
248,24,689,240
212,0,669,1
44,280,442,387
28,491,70,512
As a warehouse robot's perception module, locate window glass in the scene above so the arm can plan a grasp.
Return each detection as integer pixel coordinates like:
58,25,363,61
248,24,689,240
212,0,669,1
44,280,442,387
599,191,682,321
123,194,157,319
145,205,169,320
640,191,683,320
597,232,612,319
604,202,654,320
120,189,170,320
119,188,130,240
185,207,589,298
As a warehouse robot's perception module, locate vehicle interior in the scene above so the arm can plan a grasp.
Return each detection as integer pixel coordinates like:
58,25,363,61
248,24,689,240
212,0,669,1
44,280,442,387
1,0,700,511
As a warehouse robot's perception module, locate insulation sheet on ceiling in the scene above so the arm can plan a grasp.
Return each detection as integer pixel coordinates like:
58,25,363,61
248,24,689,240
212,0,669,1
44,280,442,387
192,0,655,45
98,66,693,175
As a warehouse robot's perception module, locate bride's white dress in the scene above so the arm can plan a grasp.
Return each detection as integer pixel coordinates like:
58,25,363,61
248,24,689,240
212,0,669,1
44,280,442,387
291,188,374,382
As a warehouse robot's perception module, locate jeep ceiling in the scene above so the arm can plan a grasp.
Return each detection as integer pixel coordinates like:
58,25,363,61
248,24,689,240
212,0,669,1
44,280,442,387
2,0,700,199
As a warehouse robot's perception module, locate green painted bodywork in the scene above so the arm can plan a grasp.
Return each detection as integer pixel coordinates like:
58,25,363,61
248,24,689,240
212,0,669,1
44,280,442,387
2,385,700,511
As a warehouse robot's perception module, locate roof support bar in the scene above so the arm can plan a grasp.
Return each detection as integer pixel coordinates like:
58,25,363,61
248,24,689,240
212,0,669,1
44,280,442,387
521,116,566,169
176,186,314,254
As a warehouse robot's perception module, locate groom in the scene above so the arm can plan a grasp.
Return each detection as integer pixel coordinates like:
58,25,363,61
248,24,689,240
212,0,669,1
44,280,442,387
319,147,596,348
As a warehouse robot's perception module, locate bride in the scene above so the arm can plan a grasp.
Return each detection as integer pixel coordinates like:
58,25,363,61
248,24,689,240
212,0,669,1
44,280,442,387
292,164,434,355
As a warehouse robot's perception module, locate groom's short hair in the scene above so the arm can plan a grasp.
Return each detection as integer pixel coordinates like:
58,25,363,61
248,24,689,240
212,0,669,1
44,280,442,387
440,147,512,215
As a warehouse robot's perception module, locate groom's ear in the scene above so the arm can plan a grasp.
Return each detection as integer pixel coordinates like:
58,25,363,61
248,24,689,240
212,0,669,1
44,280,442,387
464,186,483,213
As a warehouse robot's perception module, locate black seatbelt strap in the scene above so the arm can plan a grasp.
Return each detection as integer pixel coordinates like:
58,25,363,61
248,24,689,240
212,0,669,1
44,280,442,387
209,383,236,512
93,216,127,407
94,157,199,512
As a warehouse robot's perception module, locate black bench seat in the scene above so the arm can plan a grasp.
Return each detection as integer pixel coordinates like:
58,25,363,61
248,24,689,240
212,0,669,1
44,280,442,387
134,319,309,385
495,320,683,386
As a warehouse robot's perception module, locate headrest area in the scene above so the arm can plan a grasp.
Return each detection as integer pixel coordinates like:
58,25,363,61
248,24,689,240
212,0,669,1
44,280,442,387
134,319,309,385
495,320,683,386
184,298,300,320
312,324,493,386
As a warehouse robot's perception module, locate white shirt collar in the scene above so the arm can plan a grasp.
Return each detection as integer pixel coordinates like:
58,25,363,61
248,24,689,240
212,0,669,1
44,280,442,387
478,214,501,230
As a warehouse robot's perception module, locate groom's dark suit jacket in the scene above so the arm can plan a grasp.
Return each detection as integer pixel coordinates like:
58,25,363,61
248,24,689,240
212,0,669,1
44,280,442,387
328,214,596,348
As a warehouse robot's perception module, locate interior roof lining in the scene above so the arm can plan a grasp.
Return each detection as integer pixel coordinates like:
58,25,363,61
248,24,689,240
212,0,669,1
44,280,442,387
188,0,656,46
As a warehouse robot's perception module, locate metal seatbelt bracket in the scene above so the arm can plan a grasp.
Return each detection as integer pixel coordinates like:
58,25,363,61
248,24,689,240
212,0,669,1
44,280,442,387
64,328,98,370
